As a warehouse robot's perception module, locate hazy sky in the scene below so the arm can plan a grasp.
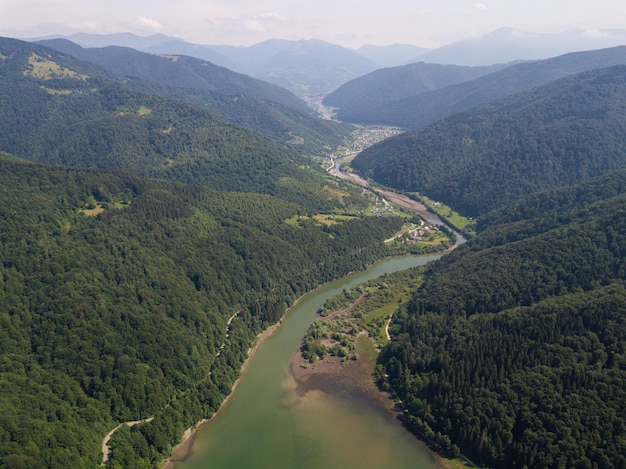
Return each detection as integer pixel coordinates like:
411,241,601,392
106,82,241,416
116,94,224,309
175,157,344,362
1,0,625,48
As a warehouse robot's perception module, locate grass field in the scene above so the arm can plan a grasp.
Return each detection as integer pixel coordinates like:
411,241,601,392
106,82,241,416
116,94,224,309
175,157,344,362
416,194,476,235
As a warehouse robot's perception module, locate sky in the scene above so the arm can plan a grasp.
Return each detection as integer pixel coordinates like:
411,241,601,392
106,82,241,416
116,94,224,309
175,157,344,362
1,0,626,48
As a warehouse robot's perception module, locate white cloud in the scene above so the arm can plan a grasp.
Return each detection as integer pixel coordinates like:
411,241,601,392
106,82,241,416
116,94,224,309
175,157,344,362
137,16,162,30
582,28,608,38
475,3,488,10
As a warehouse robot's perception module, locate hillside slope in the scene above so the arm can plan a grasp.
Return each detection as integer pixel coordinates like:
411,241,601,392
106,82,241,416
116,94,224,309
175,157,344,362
36,39,352,155
0,37,335,208
0,156,404,468
380,170,626,468
352,65,626,216
341,46,626,129
323,61,509,122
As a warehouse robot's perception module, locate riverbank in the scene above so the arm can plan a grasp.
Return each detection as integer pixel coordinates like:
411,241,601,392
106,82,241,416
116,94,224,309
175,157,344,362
165,255,443,469
163,289,313,468
289,341,448,469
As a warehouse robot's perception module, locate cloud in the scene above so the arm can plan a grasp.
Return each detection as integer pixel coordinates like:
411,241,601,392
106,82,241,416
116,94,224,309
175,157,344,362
475,3,488,10
582,29,608,38
82,21,101,30
203,9,289,39
242,11,286,32
137,16,162,31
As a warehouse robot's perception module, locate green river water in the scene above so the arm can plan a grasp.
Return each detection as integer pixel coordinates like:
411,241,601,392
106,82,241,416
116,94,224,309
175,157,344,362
178,254,443,469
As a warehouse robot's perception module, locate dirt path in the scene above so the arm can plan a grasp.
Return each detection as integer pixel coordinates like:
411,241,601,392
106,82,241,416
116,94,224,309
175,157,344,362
101,417,154,465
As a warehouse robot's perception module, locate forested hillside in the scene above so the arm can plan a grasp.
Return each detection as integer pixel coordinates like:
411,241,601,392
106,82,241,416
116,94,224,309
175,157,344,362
336,45,626,129
380,170,626,468
352,65,626,216
323,61,508,122
0,156,405,468
0,37,339,208
36,39,352,155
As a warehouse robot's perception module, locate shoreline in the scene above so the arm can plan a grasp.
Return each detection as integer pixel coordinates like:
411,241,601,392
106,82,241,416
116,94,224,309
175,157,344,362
289,341,449,469
161,255,446,468
162,291,310,468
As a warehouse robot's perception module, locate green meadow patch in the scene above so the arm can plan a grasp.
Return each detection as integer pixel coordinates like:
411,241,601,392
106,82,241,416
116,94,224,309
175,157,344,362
25,53,89,80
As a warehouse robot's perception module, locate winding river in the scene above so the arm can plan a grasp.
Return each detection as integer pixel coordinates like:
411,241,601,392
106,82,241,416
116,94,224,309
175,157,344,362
177,255,443,469
177,147,465,468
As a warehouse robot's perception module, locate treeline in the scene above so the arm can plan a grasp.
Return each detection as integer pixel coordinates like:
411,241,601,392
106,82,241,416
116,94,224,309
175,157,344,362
379,171,626,468
0,158,404,468
352,65,626,217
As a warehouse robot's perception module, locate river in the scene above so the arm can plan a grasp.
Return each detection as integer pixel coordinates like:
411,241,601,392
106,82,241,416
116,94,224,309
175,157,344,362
177,146,466,468
177,255,443,469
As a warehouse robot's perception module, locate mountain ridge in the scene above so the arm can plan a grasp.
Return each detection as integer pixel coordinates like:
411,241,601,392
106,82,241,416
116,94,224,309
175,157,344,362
335,45,626,129
36,38,352,154
352,65,626,216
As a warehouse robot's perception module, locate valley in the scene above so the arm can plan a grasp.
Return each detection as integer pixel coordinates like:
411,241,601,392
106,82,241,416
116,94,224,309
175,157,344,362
0,33,625,469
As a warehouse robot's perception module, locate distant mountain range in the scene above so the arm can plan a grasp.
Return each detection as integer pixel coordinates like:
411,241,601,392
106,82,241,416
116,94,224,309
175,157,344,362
330,46,626,129
31,33,384,96
419,27,626,65
29,28,626,96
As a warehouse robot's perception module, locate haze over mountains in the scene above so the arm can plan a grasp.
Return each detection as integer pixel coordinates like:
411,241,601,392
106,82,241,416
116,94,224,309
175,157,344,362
327,46,626,129
29,27,626,96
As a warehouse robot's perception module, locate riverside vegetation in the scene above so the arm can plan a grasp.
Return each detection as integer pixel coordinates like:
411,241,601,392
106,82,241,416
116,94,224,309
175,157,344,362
305,170,626,468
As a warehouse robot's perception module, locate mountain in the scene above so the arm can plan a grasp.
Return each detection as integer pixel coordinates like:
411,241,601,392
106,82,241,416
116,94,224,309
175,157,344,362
323,61,509,121
0,37,339,207
33,33,380,97
352,65,626,217
354,44,431,67
418,27,626,65
0,155,404,468
340,45,626,129
380,169,626,468
208,38,379,96
36,38,306,109
36,38,352,154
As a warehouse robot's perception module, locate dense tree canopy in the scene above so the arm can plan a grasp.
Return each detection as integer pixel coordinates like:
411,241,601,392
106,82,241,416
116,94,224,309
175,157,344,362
0,157,404,467
380,171,626,468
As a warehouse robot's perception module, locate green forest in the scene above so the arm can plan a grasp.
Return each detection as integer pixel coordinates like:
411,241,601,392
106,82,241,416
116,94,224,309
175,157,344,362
3,33,626,469
0,156,409,467
0,37,341,209
379,170,626,468
352,65,626,217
